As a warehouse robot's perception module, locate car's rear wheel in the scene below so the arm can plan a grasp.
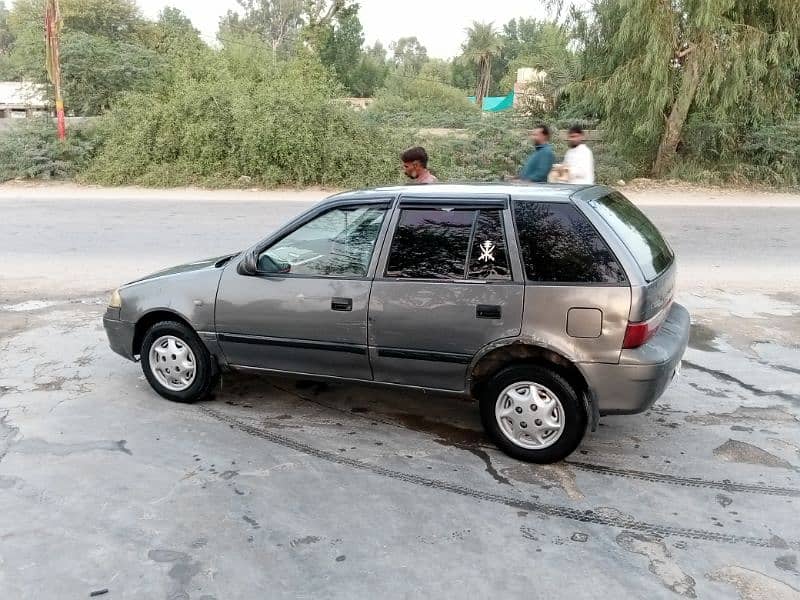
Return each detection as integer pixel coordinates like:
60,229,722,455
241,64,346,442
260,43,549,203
479,364,586,463
140,320,217,403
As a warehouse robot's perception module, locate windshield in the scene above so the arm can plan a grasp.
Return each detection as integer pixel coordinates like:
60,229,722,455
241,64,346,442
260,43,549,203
589,192,673,282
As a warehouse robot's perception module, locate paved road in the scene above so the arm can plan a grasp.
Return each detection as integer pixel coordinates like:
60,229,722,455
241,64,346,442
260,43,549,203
1,188,799,599
1,190,799,301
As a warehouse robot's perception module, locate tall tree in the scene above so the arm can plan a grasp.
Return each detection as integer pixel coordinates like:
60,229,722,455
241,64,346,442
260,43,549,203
317,3,363,91
390,36,427,76
579,0,800,176
3,0,161,115
459,21,504,109
219,0,303,61
0,1,13,56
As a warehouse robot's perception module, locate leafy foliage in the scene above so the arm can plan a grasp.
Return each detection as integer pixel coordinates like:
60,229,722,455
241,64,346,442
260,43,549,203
0,118,99,181
83,50,401,187
459,22,504,107
573,0,800,175
366,73,480,128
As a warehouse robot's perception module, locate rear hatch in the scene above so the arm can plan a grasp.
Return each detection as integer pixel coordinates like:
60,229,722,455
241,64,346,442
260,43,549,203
587,191,676,348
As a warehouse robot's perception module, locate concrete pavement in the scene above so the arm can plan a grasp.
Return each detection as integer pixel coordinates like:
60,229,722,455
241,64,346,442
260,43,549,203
1,185,799,599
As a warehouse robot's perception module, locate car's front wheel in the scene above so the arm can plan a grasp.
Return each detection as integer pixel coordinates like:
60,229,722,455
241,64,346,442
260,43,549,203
140,320,218,403
479,364,587,463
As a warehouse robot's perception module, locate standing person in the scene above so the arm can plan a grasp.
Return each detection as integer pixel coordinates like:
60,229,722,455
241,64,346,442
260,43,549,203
519,124,555,183
401,146,438,184
562,124,595,184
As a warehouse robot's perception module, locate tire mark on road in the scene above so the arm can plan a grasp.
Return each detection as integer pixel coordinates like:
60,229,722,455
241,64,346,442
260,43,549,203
565,461,800,498
198,405,799,549
243,384,800,498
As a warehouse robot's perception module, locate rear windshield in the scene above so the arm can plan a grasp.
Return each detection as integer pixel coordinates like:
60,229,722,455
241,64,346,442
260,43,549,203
589,192,673,281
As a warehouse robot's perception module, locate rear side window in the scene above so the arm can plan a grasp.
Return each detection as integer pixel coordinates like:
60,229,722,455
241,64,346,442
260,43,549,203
514,201,626,284
589,192,673,281
386,208,511,280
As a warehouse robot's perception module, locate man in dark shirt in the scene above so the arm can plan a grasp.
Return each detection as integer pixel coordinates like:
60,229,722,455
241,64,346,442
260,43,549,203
519,124,555,183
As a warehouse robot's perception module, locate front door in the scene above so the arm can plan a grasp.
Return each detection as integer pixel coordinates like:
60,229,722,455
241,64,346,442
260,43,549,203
369,199,525,391
216,203,389,380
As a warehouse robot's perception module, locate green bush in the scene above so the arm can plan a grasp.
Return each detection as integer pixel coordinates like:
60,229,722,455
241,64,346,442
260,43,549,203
84,49,403,188
671,119,800,188
366,73,480,129
0,118,99,182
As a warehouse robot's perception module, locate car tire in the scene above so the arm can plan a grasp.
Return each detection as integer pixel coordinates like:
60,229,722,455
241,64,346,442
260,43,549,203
479,364,587,464
140,320,218,403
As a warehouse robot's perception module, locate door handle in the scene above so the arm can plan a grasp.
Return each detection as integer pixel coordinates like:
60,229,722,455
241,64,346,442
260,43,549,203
476,304,502,319
331,297,353,312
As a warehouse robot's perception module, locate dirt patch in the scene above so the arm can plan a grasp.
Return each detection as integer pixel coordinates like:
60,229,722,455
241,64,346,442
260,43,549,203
501,463,584,501
687,406,799,426
707,566,800,600
713,439,794,470
616,531,697,598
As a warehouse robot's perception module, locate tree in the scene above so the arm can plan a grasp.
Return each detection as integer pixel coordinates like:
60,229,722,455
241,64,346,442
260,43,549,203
390,36,427,76
419,59,453,85
300,0,352,52
144,7,205,56
459,22,504,109
347,41,389,97
318,4,363,92
498,18,578,112
2,0,163,115
0,1,13,55
219,0,303,61
578,0,800,176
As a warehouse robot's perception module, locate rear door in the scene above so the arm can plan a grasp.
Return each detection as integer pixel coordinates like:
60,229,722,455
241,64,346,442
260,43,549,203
368,197,524,391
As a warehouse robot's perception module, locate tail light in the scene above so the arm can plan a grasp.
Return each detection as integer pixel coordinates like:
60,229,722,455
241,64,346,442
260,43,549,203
623,302,672,349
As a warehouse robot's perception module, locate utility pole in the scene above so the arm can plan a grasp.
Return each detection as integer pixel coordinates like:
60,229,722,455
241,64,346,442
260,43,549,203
45,0,66,140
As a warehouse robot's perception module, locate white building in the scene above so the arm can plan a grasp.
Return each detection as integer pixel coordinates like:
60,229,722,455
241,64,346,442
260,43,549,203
0,82,49,119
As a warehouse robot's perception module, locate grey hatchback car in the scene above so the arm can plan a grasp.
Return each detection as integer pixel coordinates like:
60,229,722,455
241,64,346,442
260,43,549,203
104,184,689,463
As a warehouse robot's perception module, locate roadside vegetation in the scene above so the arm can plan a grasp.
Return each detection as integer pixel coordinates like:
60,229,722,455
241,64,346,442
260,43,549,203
0,0,797,188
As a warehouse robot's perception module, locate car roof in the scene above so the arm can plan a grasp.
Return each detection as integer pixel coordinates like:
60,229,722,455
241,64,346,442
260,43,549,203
324,182,606,205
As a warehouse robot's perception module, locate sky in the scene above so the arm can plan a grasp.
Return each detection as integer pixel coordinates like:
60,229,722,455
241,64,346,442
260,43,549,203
134,0,556,59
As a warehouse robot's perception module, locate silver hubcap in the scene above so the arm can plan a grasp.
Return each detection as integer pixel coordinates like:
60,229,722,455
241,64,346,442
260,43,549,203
495,381,565,450
149,335,196,392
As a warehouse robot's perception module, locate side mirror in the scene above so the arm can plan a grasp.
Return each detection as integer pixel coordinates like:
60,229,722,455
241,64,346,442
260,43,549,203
237,250,258,276
257,253,291,274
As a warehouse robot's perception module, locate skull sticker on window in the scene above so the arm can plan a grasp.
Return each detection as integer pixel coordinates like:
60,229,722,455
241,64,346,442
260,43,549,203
478,240,496,263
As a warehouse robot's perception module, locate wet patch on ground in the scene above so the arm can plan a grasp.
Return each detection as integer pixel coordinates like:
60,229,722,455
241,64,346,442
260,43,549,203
683,362,800,404
775,555,798,575
713,439,795,470
690,323,722,352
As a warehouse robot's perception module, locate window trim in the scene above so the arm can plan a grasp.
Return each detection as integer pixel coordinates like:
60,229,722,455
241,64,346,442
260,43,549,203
512,199,629,287
255,201,392,281
381,205,514,283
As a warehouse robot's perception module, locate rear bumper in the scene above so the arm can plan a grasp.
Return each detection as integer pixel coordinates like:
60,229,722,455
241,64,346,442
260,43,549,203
582,302,690,416
103,314,136,362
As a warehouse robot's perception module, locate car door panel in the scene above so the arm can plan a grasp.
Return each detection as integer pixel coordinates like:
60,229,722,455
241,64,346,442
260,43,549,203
215,202,390,380
367,198,524,392
369,280,524,390
215,274,372,378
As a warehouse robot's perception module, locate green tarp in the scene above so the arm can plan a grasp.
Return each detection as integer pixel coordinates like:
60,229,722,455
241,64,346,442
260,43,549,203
468,91,515,112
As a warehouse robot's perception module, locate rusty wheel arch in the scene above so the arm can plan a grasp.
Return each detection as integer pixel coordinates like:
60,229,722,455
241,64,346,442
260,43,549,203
467,341,597,430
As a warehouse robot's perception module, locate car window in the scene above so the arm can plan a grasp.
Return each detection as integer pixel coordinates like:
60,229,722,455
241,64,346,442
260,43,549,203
468,210,511,281
385,209,475,279
589,192,674,282
260,206,387,277
514,201,626,284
